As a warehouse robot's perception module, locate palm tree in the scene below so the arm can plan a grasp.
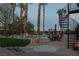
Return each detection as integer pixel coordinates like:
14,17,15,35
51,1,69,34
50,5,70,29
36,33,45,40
10,3,16,35
18,3,24,34
10,3,16,22
37,3,47,34
57,9,64,34
43,4,47,34
23,3,28,34
37,4,41,34
19,3,24,20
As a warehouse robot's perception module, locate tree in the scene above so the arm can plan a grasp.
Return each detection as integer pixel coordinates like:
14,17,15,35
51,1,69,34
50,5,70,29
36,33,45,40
10,3,16,22
18,3,25,34
0,4,11,30
27,21,35,33
23,3,28,33
43,4,47,34
10,19,35,34
0,4,14,35
19,3,28,34
19,3,24,20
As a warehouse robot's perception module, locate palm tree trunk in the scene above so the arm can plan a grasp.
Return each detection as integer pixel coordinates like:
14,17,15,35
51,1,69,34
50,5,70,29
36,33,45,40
43,5,45,34
13,8,15,22
37,4,41,34
24,3,28,33
12,8,15,35
20,6,23,34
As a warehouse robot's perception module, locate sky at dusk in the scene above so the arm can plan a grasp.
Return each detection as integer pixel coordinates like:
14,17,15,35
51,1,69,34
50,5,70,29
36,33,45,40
28,3,67,31
15,3,79,31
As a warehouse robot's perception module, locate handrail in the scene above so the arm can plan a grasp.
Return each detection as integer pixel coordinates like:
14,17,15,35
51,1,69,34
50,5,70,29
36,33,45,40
62,16,79,26
61,17,79,30
69,17,79,26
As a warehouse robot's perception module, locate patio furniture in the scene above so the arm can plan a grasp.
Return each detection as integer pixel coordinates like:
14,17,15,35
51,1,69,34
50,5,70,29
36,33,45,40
48,33,62,41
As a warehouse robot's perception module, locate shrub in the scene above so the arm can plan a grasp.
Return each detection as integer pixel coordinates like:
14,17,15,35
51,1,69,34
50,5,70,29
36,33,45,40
0,38,30,47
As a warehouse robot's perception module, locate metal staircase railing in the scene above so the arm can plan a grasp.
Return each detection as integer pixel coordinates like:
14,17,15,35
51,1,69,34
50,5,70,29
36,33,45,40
60,17,79,48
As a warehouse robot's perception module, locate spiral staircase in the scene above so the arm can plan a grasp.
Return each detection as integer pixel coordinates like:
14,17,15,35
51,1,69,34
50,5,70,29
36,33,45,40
60,16,79,48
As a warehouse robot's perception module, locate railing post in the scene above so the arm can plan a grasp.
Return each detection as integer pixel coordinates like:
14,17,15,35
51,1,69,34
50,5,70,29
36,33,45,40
67,3,69,48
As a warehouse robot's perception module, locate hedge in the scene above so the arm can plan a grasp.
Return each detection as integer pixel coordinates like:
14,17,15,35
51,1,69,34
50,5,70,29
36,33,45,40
0,38,31,47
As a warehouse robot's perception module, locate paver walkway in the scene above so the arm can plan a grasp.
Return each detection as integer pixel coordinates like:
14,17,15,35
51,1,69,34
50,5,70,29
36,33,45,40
0,34,79,56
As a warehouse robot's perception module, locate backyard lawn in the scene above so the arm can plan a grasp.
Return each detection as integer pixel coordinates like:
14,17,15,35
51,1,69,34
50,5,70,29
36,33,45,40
0,38,31,47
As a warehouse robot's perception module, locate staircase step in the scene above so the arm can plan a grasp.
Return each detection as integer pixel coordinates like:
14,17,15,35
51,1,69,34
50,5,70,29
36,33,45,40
61,26,68,28
59,21,67,23
60,19,68,21
60,23,67,24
